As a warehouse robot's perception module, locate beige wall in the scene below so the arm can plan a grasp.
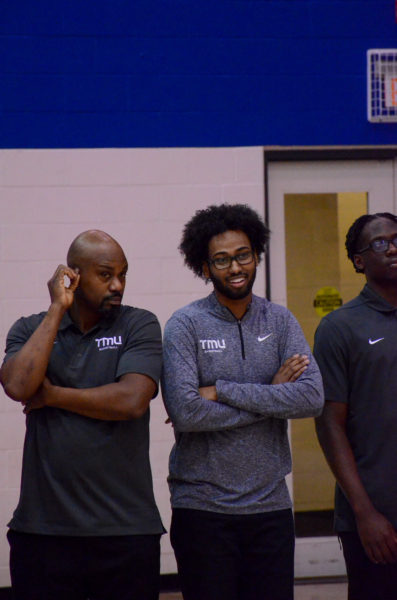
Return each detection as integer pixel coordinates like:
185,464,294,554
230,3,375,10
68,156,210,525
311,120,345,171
0,147,266,586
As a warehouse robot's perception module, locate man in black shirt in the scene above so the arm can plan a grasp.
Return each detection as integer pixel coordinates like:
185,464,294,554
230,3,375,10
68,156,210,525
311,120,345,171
1,230,163,600
314,213,397,600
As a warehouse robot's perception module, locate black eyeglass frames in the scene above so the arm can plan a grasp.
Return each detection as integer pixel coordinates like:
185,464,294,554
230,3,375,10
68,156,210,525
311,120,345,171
357,236,397,254
208,250,254,270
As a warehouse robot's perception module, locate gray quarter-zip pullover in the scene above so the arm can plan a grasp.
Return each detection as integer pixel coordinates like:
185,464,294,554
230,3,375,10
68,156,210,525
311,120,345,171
162,292,324,515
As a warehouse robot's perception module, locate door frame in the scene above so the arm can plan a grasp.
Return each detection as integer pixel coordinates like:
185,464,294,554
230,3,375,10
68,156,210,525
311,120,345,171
263,146,397,301
263,146,397,579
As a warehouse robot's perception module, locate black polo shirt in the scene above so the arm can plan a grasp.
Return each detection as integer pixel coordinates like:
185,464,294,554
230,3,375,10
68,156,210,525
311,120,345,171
314,284,397,532
4,306,164,536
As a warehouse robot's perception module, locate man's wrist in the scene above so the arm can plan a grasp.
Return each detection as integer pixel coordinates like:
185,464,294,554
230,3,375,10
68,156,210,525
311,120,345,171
47,301,67,318
44,383,61,408
351,496,376,520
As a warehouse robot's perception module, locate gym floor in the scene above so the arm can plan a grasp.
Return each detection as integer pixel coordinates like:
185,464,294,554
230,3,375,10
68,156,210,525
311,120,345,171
160,579,348,599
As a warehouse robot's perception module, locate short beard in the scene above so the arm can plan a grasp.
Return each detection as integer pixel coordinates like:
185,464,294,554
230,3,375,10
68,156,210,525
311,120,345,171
98,295,122,320
209,268,256,300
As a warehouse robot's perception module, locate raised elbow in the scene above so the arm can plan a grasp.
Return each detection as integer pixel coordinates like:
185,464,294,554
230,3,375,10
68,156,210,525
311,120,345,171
2,383,26,403
0,364,29,402
1,374,27,403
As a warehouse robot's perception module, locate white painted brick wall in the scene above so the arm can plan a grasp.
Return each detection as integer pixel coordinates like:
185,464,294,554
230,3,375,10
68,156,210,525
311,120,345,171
0,147,265,586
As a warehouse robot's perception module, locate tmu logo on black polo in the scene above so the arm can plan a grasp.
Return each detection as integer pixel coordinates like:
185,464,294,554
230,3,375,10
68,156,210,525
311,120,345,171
95,336,123,351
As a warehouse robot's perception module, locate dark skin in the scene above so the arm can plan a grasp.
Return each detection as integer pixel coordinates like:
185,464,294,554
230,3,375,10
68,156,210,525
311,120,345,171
200,229,309,400
316,217,397,565
202,230,257,320
0,230,156,421
353,217,397,307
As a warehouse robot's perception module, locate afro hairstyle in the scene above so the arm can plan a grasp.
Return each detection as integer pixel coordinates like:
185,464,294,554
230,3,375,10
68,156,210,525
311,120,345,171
179,203,270,278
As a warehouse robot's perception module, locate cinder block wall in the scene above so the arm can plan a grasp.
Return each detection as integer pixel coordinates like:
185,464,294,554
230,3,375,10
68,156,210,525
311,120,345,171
0,146,266,586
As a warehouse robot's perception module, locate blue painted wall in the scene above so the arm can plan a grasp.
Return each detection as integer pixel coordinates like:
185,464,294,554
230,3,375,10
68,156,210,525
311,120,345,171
1,0,397,148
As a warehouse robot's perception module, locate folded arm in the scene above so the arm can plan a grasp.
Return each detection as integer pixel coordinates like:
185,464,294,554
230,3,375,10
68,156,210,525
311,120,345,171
200,353,310,402
215,314,324,419
216,367,323,419
23,372,156,421
162,317,265,432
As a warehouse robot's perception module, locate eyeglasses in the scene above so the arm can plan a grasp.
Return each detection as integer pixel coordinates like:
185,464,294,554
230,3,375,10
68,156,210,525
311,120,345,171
208,250,254,270
357,236,397,254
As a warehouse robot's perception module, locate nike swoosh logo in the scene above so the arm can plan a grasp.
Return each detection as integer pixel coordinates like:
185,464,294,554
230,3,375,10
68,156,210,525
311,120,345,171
258,334,272,342
368,337,384,345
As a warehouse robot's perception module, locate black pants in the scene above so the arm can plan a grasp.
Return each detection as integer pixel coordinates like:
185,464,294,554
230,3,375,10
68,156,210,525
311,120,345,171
340,531,397,600
171,508,295,600
7,530,161,600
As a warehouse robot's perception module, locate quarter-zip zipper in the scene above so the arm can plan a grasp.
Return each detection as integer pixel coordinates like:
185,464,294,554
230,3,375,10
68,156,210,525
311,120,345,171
237,320,246,360
223,304,249,360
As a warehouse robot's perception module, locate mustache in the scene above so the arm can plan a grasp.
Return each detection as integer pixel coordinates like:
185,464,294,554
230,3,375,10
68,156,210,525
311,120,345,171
106,292,122,299
226,274,248,281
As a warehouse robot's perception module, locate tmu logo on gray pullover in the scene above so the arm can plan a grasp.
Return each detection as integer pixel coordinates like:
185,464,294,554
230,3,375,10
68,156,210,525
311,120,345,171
162,293,324,515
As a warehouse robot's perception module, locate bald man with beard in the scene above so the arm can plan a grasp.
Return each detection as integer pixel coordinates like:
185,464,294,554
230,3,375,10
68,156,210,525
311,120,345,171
0,231,164,600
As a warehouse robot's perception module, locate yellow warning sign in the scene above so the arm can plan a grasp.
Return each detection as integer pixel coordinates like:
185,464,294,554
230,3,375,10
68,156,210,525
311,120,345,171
313,286,342,317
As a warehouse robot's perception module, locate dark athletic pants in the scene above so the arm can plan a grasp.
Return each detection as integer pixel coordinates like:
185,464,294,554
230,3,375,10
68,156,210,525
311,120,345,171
340,531,397,600
171,508,295,600
7,530,161,600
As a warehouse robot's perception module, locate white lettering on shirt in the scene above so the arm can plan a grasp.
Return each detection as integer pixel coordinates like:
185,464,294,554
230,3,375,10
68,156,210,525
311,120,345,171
95,336,123,351
199,339,226,353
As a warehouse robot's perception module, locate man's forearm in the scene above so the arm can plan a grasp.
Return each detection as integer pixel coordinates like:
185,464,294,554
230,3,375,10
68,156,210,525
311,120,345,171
1,303,66,402
48,385,141,420
216,375,324,419
315,415,374,517
316,411,397,564
25,373,156,421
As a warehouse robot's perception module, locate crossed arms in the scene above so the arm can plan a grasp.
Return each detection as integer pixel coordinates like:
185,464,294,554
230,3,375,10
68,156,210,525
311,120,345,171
162,312,324,433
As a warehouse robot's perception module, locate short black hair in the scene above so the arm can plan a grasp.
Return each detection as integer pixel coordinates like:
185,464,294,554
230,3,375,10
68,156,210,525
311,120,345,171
345,212,397,273
179,203,270,278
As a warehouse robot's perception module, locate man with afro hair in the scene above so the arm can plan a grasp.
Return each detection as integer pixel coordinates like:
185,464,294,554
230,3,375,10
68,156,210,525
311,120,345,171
162,203,324,600
315,212,397,600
